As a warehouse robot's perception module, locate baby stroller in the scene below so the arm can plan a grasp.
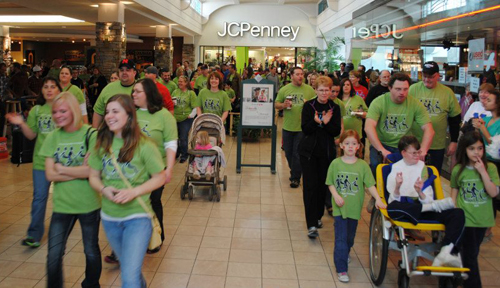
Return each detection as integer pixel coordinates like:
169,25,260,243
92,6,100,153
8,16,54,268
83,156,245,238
180,114,228,202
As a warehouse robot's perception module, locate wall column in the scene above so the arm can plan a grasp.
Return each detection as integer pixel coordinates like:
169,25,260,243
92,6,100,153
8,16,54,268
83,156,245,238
182,36,195,69
154,25,171,71
236,46,249,74
95,3,126,78
0,26,11,66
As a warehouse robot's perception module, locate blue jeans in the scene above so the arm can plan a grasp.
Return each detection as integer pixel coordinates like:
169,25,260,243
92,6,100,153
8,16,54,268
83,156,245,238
102,217,152,288
47,210,102,288
27,169,51,241
369,144,399,177
282,129,303,181
333,216,358,273
177,118,194,159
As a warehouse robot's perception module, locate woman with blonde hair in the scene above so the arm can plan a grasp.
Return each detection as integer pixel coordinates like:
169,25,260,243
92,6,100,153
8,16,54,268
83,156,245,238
88,94,166,287
39,92,101,288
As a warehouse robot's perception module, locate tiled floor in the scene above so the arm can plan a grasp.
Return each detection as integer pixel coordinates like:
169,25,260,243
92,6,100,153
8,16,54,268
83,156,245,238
1,123,500,288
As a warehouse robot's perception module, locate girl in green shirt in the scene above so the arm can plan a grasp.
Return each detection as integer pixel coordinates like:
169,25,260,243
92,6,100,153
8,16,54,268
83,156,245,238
40,92,101,288
6,77,61,248
88,94,165,288
451,131,500,288
173,76,197,163
340,78,367,139
58,66,88,124
326,130,385,283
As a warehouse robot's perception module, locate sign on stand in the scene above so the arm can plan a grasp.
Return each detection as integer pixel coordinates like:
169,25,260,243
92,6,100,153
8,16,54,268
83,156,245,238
236,78,277,174
470,77,480,93
458,67,468,84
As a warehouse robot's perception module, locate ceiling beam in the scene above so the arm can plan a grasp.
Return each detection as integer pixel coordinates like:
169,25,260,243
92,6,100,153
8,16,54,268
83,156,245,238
277,0,286,4
233,0,240,4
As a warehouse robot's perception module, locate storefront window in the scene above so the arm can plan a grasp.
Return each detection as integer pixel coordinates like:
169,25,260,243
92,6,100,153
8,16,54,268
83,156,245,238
202,46,223,66
190,0,202,15
422,0,466,18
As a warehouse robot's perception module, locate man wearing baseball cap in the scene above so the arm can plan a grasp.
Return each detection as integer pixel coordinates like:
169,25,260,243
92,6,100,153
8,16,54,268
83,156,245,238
92,59,137,127
144,66,174,113
28,65,44,96
409,61,461,173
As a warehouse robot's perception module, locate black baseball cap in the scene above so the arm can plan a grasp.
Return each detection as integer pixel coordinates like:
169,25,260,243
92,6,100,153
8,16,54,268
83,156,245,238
119,58,136,69
422,61,439,75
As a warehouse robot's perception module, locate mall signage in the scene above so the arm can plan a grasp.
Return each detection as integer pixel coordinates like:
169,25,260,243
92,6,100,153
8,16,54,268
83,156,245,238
218,22,300,42
352,24,403,39
468,38,485,72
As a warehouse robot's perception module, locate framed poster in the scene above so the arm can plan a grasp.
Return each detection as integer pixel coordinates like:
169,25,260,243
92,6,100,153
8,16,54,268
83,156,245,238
241,83,274,126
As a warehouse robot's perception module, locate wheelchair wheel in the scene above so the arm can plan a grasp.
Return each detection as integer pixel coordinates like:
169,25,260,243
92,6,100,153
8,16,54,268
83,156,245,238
369,208,389,286
397,269,410,288
215,185,221,202
439,277,461,288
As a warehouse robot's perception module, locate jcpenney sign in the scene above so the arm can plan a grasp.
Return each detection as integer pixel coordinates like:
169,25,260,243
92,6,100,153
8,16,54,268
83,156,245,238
352,24,403,39
218,22,300,42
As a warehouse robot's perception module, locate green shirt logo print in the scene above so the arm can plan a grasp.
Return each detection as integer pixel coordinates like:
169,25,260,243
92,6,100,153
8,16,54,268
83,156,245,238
420,98,443,116
335,173,360,196
383,115,410,134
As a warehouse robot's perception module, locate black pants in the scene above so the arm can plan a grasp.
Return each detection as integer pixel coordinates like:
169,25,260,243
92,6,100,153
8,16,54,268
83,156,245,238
150,186,165,242
387,202,465,247
461,227,487,288
300,154,330,228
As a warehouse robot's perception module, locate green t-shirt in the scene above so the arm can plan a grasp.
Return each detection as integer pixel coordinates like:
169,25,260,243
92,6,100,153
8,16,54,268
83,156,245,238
332,97,345,140
326,158,375,220
276,83,316,132
409,82,461,150
194,75,208,91
93,81,134,116
136,108,178,164
39,125,101,213
225,88,236,100
164,80,178,94
342,95,368,137
172,77,179,85
172,89,197,122
451,163,500,227
88,138,165,218
195,89,232,117
366,92,431,148
63,84,85,105
27,104,55,170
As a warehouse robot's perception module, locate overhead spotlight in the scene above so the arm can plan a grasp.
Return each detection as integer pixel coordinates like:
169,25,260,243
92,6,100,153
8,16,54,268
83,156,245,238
72,40,75,43
83,38,86,41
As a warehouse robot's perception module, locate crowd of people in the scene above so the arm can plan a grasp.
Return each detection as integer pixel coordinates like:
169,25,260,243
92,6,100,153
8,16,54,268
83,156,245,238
1,56,500,288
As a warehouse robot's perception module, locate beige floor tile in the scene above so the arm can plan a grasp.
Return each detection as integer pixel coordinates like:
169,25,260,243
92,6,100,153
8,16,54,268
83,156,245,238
225,276,262,288
262,251,294,264
231,238,261,250
197,247,230,262
170,235,203,247
298,279,337,288
157,258,195,274
0,277,40,288
233,227,261,239
262,278,299,288
229,249,262,263
261,229,290,240
262,239,292,252
0,260,23,277
294,252,329,266
165,246,199,260
192,260,228,276
296,265,333,281
204,226,233,238
234,219,261,229
262,263,297,279
187,275,225,288
206,218,234,228
176,225,206,236
291,240,324,253
149,272,189,288
261,220,288,230
200,237,232,249
227,262,262,278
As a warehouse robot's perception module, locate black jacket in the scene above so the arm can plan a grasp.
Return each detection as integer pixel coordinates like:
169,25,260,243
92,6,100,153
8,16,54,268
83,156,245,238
299,98,342,160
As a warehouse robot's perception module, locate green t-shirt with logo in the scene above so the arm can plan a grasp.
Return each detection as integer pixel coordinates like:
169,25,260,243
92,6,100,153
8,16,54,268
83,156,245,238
172,89,197,122
194,75,208,91
172,77,179,85
366,92,431,148
276,83,316,132
63,84,85,105
93,81,134,116
136,108,178,165
88,138,165,218
225,88,236,100
332,97,346,140
409,82,461,150
195,89,232,117
451,163,499,227
39,125,101,214
342,95,368,137
326,158,375,220
27,104,55,170
164,81,178,94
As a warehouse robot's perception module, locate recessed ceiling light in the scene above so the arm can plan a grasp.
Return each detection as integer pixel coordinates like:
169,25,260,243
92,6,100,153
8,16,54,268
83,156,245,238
72,40,75,43
0,15,84,23
150,26,156,28
90,4,99,7
121,1,134,4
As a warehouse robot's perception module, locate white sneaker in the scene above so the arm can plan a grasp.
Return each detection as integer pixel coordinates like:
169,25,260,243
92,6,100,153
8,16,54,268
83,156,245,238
432,243,462,267
307,227,318,239
337,272,349,282
432,198,455,213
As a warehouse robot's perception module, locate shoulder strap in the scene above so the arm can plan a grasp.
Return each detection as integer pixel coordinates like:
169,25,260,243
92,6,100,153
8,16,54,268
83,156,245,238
109,149,154,217
84,127,96,151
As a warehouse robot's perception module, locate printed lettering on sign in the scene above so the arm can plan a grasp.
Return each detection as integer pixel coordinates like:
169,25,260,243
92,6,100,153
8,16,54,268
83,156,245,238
218,22,300,42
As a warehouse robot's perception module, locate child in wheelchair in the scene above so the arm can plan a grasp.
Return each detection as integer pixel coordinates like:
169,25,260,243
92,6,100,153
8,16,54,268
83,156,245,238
386,136,465,267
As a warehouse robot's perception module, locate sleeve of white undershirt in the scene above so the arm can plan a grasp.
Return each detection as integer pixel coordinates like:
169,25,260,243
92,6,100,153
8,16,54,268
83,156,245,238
80,103,88,116
164,140,177,152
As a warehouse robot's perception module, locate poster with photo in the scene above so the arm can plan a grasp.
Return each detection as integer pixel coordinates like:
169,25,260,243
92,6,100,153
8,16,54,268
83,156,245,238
241,83,274,126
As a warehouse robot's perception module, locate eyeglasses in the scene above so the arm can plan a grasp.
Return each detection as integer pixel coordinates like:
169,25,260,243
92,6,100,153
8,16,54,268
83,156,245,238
404,150,421,157
317,89,330,94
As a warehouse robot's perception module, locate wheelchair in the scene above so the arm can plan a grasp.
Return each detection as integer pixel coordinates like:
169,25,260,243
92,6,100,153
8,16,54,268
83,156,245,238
369,162,470,288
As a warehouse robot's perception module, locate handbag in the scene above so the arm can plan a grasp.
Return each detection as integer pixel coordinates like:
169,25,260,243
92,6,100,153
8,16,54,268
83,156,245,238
109,150,162,250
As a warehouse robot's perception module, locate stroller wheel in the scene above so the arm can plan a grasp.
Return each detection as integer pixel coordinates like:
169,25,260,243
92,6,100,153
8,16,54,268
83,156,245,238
223,175,227,191
216,185,221,202
208,186,214,201
188,185,194,200
180,185,186,200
